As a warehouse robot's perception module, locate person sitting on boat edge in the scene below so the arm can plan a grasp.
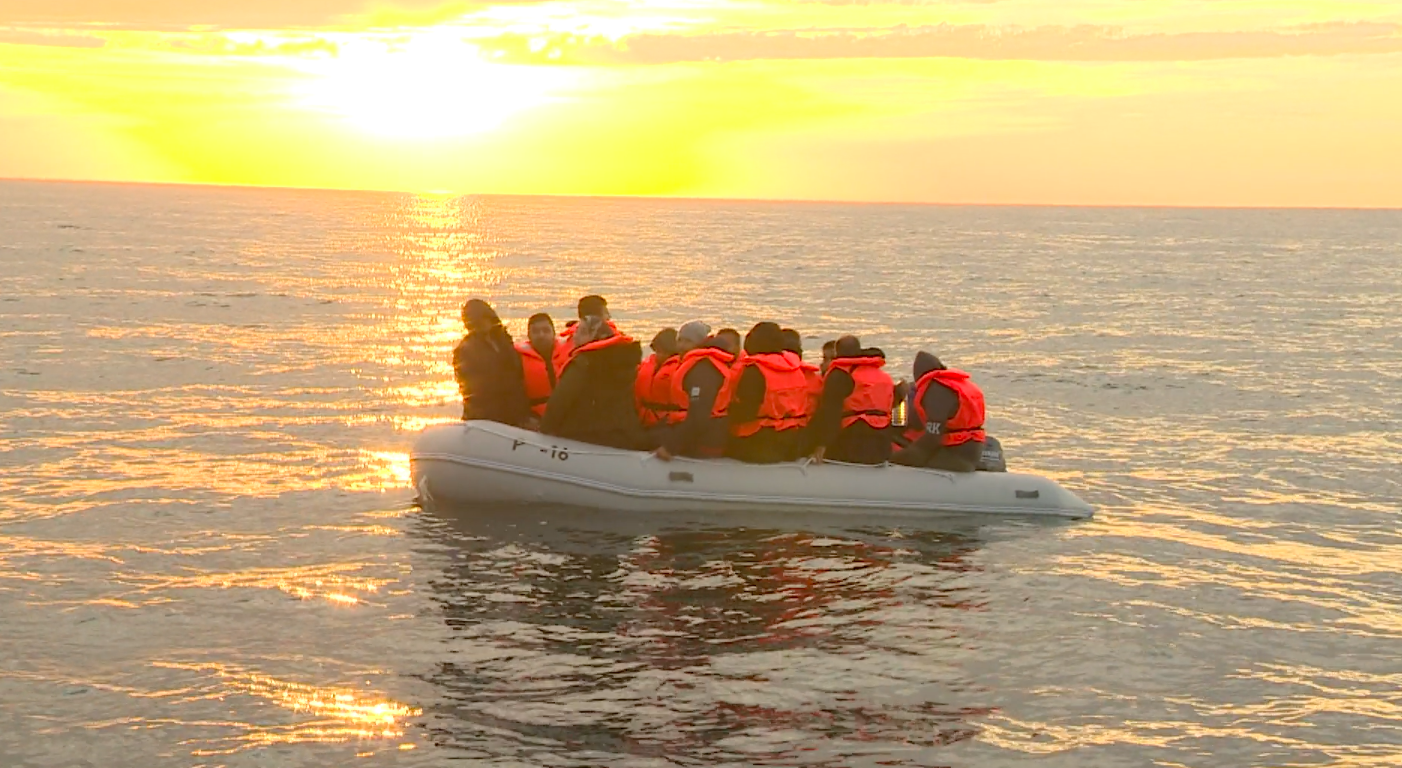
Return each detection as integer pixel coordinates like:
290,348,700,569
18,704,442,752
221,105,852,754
516,312,569,425
806,335,895,465
453,299,531,427
890,351,986,472
724,322,812,463
540,313,649,450
654,321,735,461
635,327,682,434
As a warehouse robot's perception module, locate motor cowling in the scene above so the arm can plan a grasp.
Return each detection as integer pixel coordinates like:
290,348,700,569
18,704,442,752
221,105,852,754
977,435,1007,472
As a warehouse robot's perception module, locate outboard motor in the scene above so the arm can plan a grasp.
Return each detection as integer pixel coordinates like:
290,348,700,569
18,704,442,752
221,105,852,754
977,435,1007,472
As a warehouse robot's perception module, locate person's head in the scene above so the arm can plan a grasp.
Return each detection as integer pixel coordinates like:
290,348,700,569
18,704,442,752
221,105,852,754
573,313,614,348
835,334,862,358
461,299,501,332
779,328,802,357
527,313,556,350
913,350,947,379
820,340,838,372
715,328,741,355
676,321,711,354
743,322,785,356
651,327,679,358
577,295,609,322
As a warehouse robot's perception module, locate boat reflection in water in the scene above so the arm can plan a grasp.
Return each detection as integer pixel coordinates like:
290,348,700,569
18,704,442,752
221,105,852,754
408,502,1021,764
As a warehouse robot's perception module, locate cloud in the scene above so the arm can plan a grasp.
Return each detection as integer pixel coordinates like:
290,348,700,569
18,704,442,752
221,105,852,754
0,0,475,30
482,21,1402,65
166,36,342,58
0,28,106,48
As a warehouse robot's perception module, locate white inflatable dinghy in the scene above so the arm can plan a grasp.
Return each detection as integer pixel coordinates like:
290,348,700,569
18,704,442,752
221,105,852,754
411,421,1093,519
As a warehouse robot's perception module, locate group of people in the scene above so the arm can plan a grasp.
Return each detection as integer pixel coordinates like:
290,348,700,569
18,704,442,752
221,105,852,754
452,295,994,472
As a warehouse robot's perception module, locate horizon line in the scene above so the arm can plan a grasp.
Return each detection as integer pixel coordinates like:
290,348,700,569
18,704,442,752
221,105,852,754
4,175,1401,213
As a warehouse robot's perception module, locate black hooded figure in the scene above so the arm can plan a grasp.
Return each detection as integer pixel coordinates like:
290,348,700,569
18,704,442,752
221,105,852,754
890,351,985,472
452,299,531,426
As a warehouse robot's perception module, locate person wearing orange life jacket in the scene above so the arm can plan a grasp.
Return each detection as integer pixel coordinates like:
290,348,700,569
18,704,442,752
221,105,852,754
635,328,682,430
806,335,895,465
890,351,987,472
723,322,813,463
515,313,570,425
654,321,736,460
780,328,823,427
540,313,648,450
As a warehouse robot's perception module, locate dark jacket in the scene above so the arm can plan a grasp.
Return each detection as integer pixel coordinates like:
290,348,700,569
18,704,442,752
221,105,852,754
541,337,648,450
453,326,530,426
663,343,731,457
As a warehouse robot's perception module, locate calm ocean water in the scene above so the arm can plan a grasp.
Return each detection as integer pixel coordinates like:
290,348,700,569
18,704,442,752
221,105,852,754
1,179,1399,767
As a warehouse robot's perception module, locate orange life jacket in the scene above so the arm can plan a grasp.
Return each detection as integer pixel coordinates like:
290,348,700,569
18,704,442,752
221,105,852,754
516,340,568,418
671,346,737,419
635,354,683,427
562,332,635,374
722,352,812,437
560,319,619,343
905,368,986,446
784,351,823,422
827,356,894,429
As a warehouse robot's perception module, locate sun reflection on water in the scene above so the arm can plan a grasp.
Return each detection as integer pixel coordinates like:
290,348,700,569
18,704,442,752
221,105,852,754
342,450,412,492
152,662,421,755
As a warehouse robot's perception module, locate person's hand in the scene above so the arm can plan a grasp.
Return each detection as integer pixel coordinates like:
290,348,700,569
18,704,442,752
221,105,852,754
811,446,826,464
653,446,674,462
522,416,541,432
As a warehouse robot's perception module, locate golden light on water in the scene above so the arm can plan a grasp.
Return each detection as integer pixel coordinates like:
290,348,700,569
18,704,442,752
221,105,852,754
153,662,421,754
343,450,413,492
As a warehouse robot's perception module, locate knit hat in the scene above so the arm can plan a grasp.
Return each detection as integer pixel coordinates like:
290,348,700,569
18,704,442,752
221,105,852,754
743,322,785,356
677,320,712,345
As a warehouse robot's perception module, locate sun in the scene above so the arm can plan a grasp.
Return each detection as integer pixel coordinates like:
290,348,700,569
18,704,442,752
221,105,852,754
297,32,574,140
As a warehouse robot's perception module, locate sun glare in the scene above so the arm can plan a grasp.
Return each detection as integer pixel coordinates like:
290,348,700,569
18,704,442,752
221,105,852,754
298,33,575,140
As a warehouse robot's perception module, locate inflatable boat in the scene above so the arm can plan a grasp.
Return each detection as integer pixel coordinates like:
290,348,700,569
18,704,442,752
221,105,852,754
410,421,1093,519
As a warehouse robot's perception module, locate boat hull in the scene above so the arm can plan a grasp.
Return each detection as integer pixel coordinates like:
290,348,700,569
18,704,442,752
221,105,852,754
410,421,1094,519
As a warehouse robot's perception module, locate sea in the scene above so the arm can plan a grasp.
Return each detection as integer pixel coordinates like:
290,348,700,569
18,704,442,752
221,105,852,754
1,179,1399,768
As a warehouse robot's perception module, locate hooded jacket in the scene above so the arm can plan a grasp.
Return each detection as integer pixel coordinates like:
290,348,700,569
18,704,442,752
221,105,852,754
541,333,647,450
453,324,530,426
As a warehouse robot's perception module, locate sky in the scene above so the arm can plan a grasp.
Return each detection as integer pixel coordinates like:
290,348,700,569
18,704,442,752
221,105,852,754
1,0,1401,206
